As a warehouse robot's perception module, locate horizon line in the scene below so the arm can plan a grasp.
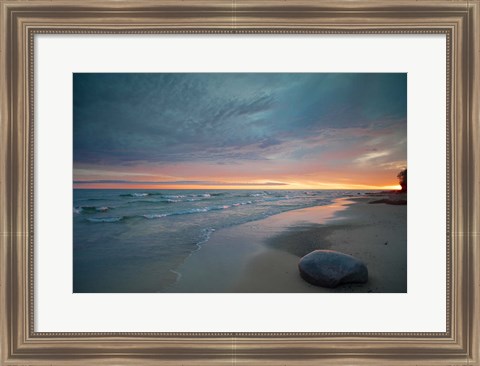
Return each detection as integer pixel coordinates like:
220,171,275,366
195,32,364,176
73,186,400,191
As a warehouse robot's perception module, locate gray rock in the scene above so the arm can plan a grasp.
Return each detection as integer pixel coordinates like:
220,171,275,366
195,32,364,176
298,250,368,288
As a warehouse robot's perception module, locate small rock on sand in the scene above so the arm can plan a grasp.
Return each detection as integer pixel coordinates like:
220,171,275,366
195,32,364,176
298,250,368,288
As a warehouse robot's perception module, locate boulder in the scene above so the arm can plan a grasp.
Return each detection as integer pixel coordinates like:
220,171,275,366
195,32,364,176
298,250,368,288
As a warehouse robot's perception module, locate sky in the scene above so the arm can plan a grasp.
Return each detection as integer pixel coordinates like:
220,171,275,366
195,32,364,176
73,73,407,190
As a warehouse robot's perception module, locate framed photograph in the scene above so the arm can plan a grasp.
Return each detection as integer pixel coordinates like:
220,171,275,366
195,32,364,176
1,0,479,365
72,72,407,294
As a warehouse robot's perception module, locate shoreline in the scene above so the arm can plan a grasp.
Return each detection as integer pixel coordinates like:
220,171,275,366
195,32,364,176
167,196,407,293
166,198,350,293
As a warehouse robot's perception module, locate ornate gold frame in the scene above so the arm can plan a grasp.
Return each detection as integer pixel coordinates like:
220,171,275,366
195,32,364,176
1,0,479,365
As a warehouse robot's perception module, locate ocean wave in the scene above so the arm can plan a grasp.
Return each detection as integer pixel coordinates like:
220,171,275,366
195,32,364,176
143,213,168,219
120,192,149,197
157,193,210,199
127,199,162,205
74,206,111,214
87,216,123,223
140,209,205,219
79,193,337,229
261,196,290,202
76,197,107,202
197,227,216,247
127,194,220,206
122,193,213,202
128,198,181,205
173,208,210,215
140,201,255,219
232,200,253,206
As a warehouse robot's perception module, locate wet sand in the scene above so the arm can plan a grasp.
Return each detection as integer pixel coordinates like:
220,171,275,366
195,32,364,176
167,196,407,293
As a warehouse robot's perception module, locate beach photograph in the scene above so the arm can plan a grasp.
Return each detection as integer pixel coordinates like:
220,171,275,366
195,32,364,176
73,73,407,293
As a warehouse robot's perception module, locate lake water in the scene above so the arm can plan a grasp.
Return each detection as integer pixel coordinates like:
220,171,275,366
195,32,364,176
73,189,364,292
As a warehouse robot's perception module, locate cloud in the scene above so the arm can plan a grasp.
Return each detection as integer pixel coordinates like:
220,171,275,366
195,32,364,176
73,168,157,178
354,150,391,165
73,180,288,186
73,73,407,186
74,73,407,166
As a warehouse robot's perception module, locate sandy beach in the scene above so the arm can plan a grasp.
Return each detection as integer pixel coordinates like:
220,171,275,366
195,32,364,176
167,195,407,293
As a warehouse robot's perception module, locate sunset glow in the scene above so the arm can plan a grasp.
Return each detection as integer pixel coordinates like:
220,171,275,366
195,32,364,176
73,73,407,190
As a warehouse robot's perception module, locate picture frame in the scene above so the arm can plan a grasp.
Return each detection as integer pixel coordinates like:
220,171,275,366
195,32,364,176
0,0,478,364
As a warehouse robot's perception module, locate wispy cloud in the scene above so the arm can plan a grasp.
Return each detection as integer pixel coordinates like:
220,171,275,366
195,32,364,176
73,169,158,178
354,150,391,165
73,180,288,186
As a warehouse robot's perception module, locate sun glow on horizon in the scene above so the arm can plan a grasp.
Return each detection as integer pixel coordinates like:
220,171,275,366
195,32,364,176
72,179,402,191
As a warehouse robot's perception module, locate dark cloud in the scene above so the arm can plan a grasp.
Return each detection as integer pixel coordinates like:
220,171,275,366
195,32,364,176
73,73,407,167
